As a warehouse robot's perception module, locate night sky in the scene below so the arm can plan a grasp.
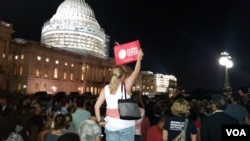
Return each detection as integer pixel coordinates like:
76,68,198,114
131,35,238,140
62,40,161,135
1,0,250,91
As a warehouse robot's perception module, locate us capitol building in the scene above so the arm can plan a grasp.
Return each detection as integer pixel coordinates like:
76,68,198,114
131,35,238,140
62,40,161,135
0,0,177,95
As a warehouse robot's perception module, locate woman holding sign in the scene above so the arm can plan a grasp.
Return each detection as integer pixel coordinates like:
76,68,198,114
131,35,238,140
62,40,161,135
94,49,144,141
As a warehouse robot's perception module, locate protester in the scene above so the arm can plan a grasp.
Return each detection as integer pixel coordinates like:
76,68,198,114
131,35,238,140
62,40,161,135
0,95,12,115
141,115,150,141
45,114,68,141
71,95,91,133
163,98,197,141
78,119,102,141
173,87,185,101
146,114,167,141
0,114,24,141
201,95,239,141
131,91,145,141
64,113,73,130
224,92,248,124
94,49,144,141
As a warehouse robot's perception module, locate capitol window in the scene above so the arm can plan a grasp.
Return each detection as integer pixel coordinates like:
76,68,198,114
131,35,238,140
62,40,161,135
35,67,40,76
13,65,17,75
19,66,23,75
43,84,47,91
81,73,84,81
37,56,41,61
63,72,67,80
70,73,73,80
54,67,58,78
45,58,49,62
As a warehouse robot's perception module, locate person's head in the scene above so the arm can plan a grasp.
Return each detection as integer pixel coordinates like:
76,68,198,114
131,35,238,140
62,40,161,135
188,108,198,121
199,105,207,114
131,91,144,108
54,114,66,130
223,87,232,95
24,96,32,105
211,94,227,111
230,92,241,103
109,65,127,94
64,113,72,129
57,132,80,141
79,120,102,141
60,97,70,108
28,106,36,116
239,87,248,93
85,102,95,116
174,87,183,94
31,103,42,114
171,98,190,117
0,96,7,107
157,114,167,129
245,113,250,125
76,95,85,108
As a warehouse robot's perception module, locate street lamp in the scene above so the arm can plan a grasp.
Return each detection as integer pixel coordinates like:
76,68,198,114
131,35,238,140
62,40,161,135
23,85,27,94
219,51,233,90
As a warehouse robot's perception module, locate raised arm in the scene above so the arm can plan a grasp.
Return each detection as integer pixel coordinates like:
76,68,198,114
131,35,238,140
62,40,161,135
124,49,143,94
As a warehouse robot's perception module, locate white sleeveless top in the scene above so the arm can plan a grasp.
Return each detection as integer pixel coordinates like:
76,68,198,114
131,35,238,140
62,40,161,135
104,84,135,131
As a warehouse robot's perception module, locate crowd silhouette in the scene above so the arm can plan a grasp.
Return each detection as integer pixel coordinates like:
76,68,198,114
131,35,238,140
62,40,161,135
0,86,250,141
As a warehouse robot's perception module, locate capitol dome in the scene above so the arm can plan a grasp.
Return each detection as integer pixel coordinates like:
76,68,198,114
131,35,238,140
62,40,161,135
41,0,109,58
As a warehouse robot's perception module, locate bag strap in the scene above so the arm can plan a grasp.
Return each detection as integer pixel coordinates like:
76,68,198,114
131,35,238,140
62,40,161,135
121,82,127,99
173,118,188,141
183,118,188,131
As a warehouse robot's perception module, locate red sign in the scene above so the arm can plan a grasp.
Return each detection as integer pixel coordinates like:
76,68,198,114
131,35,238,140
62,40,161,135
114,40,141,65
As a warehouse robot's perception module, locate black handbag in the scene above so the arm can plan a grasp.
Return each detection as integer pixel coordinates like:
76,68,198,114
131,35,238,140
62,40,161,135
118,82,141,120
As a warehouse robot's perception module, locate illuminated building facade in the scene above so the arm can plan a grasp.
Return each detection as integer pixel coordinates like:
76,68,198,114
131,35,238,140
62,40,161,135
0,19,141,95
41,0,109,58
0,21,14,91
0,20,137,95
141,71,177,95
9,39,115,95
0,0,115,95
0,0,176,95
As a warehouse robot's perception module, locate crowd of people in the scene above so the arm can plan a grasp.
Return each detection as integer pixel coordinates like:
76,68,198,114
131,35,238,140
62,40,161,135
1,49,250,141
1,86,250,141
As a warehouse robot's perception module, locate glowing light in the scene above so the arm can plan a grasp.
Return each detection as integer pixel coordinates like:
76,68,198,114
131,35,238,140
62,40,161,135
51,86,57,92
219,51,233,68
219,51,233,89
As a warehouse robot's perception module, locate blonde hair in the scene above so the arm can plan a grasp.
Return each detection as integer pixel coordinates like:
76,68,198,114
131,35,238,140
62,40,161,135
109,66,126,94
171,98,190,117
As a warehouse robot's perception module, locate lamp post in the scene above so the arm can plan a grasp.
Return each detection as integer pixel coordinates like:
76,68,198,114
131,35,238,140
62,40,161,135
219,51,233,90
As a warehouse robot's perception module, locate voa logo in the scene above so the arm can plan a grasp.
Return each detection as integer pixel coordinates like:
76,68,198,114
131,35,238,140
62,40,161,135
226,129,246,136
